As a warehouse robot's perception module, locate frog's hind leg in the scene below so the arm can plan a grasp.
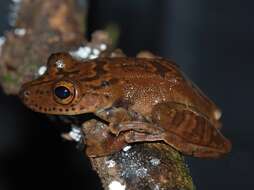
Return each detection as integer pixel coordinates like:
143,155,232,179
151,102,232,158
122,130,227,158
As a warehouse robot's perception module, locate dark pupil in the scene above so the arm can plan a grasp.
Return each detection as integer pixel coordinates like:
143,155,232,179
54,86,71,99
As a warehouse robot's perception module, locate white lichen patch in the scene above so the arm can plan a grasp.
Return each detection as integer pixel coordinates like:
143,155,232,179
69,46,91,60
14,28,26,36
150,158,160,166
123,145,132,152
136,167,148,178
92,48,100,56
105,160,116,168
108,181,126,190
55,59,65,69
38,65,47,76
99,43,107,51
88,54,98,59
120,149,150,179
69,126,82,142
154,184,160,190
69,43,108,61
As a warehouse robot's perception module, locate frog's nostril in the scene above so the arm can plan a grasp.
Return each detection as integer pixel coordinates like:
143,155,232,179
24,90,31,97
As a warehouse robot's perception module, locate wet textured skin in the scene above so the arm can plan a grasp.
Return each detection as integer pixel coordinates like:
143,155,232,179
20,52,231,158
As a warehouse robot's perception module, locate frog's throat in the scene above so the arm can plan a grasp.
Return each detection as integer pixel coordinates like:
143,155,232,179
52,112,109,127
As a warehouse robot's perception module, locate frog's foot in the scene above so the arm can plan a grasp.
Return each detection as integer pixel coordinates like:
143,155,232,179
82,119,128,157
109,121,164,136
61,125,82,142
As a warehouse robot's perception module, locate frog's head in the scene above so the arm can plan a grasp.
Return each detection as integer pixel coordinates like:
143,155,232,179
19,52,119,115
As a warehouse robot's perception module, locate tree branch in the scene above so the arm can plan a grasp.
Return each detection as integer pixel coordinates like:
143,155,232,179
90,142,194,190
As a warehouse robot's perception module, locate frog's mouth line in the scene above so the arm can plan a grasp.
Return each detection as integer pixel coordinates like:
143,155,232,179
47,113,108,130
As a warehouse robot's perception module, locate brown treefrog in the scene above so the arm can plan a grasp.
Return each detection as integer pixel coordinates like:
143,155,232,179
20,52,231,158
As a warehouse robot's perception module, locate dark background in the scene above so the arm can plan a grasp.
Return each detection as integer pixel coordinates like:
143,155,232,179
0,0,253,189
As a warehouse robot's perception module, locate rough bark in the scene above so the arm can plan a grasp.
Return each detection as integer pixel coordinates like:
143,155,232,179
90,142,194,190
0,0,87,94
0,0,195,189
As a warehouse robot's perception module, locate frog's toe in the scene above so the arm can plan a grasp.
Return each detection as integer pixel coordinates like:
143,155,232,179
124,131,163,144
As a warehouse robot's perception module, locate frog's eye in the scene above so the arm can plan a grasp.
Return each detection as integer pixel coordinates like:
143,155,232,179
54,86,70,99
53,81,76,104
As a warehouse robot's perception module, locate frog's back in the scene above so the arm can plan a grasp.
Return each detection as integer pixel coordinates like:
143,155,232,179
88,57,221,124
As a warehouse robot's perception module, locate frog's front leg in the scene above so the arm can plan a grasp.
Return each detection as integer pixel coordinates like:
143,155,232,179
95,107,132,125
81,119,127,157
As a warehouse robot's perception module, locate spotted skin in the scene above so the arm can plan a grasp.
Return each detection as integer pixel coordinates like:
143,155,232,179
19,52,231,158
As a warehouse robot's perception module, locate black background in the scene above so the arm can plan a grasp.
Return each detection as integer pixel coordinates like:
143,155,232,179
0,0,253,189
